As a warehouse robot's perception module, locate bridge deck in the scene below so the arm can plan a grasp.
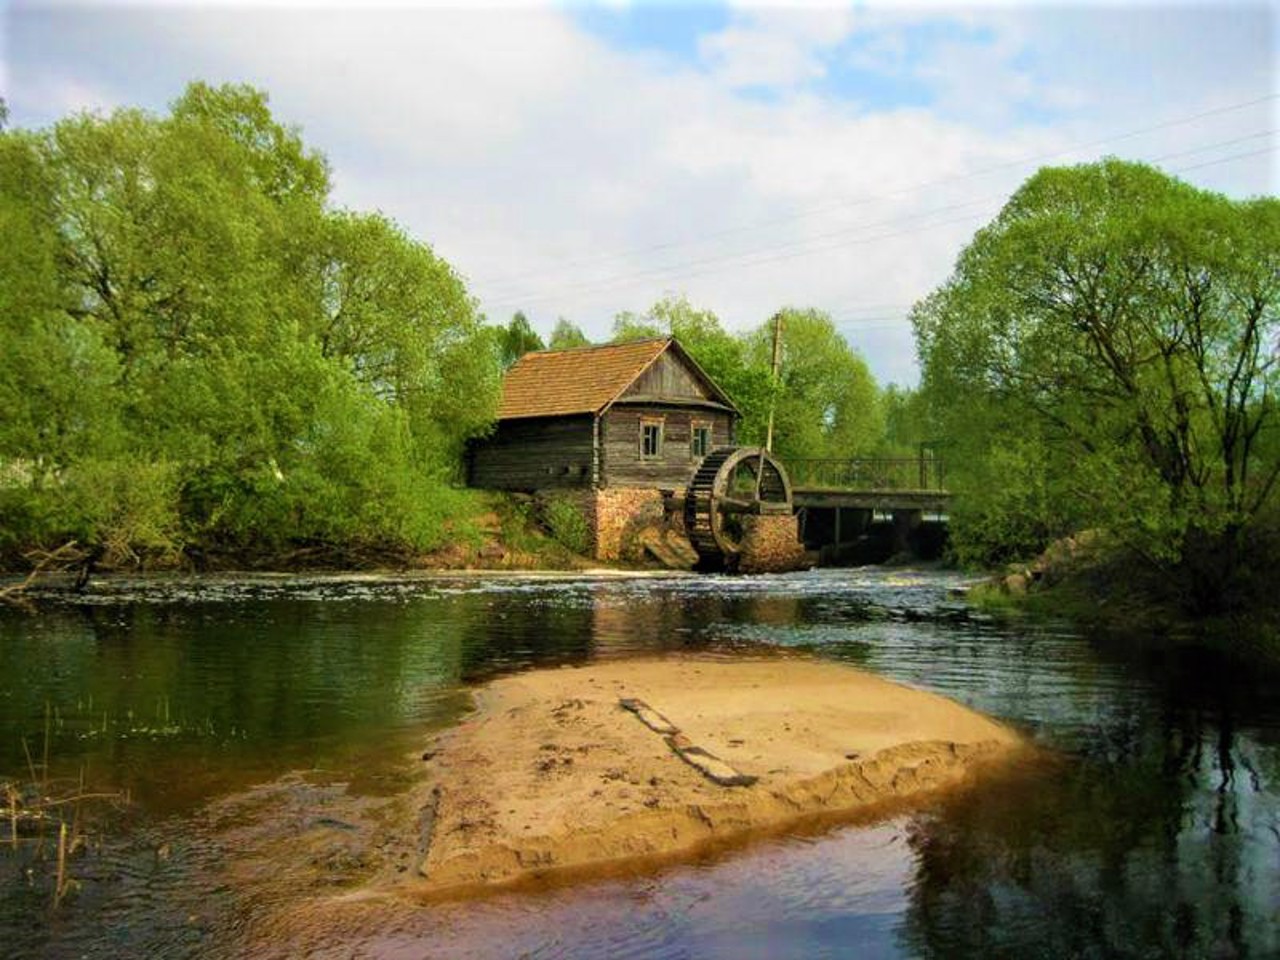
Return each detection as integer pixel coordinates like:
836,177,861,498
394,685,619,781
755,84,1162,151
792,488,951,512
784,458,949,513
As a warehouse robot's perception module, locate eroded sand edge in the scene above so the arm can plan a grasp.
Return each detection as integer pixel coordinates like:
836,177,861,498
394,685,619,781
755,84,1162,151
408,655,1024,896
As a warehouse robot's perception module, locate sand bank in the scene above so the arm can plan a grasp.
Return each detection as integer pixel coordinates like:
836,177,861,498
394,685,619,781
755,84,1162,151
411,655,1022,896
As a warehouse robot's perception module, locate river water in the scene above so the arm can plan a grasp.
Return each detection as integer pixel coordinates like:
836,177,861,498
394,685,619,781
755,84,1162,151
1,569,1277,958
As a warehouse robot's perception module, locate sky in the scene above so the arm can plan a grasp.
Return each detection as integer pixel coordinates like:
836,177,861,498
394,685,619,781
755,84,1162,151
3,1,1277,387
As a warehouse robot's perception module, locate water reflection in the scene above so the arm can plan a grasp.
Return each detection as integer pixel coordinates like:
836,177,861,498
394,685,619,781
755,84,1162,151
1,575,843,809
1,570,1277,959
902,709,1278,959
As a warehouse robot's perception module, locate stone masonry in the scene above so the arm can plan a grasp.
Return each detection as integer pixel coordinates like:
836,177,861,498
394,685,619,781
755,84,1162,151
592,488,668,561
545,488,671,562
547,488,805,571
737,513,809,574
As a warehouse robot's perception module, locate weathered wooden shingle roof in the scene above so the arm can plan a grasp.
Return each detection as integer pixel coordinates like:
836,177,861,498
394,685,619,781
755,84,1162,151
498,337,740,421
498,338,672,420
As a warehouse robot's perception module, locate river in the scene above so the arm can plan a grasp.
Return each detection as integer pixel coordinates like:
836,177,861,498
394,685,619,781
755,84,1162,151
1,569,1277,958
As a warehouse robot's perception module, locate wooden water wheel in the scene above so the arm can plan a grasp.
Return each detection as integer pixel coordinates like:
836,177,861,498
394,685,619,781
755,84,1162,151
684,446,794,569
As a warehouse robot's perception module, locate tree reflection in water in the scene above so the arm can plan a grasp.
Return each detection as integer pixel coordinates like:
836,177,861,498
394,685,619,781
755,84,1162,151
902,691,1279,959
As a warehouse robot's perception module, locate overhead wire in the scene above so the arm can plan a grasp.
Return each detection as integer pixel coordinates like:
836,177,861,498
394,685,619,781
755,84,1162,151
484,198,1003,308
482,130,1276,313
477,93,1278,292
825,142,1280,337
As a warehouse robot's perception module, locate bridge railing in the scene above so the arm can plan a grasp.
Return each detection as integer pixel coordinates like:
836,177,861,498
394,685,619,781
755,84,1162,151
784,457,946,492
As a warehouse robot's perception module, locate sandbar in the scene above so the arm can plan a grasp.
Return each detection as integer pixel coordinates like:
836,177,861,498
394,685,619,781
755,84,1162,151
411,654,1023,896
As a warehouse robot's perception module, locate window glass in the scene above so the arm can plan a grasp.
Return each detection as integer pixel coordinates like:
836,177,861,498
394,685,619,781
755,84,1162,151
691,424,710,458
641,422,663,458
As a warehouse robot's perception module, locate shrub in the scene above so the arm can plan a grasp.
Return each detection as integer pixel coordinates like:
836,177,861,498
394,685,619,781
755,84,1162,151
541,496,592,556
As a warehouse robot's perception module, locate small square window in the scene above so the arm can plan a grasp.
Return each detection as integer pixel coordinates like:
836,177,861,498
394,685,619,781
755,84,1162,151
641,421,663,459
691,424,711,459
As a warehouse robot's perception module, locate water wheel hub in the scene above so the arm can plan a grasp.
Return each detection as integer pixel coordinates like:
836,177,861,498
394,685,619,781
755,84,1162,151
684,447,794,570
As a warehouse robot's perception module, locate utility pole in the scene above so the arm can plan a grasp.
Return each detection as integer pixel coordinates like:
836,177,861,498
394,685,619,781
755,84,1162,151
764,311,784,453
755,312,785,504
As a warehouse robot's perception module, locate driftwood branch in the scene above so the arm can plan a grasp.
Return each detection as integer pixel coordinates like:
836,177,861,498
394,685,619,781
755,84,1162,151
0,541,92,608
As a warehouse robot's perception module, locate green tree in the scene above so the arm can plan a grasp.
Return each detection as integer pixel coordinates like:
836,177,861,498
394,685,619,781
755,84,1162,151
547,317,590,350
316,209,497,463
749,309,883,460
496,311,545,368
879,385,932,457
610,311,664,342
0,130,119,466
914,159,1280,608
0,82,497,564
0,127,127,554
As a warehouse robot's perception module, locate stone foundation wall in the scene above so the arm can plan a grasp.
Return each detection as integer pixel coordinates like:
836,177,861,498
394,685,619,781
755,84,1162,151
738,513,808,573
536,487,688,563
538,487,802,571
593,488,668,561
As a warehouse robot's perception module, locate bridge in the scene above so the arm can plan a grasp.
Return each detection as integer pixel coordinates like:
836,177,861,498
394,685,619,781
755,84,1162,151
782,457,951,562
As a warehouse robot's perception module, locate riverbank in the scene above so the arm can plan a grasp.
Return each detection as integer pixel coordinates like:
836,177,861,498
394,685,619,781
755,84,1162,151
971,532,1280,664
0,492,613,604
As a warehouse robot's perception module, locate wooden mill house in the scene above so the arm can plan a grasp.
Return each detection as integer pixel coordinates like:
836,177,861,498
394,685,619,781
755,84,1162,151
467,338,742,560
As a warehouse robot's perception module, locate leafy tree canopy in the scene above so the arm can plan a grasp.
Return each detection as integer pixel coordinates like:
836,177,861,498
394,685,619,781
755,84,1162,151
610,311,664,342
914,159,1279,607
749,308,884,460
495,311,545,368
547,317,590,350
0,82,496,564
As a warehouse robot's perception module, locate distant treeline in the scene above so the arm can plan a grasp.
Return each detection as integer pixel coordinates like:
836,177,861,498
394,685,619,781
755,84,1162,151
1,82,917,570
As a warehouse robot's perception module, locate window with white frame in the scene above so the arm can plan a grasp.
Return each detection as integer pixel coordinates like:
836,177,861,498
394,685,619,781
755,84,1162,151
691,422,711,459
640,419,663,459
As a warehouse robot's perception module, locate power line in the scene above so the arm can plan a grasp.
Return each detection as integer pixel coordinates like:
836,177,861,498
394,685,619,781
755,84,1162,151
482,133,1276,313
1149,128,1275,165
476,93,1277,291
1173,144,1278,174
832,144,1280,340
484,197,1002,309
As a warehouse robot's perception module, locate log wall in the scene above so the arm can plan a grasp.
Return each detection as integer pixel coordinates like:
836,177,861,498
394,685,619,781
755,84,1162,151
467,415,595,491
601,405,734,488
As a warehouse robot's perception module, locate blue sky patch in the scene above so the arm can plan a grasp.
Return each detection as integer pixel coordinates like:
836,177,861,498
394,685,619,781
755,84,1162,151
570,2,731,63
814,62,936,113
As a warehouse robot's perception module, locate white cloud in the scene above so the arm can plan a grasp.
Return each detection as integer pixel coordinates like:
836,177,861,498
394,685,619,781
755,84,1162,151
6,2,1276,388
698,5,856,90
699,25,827,89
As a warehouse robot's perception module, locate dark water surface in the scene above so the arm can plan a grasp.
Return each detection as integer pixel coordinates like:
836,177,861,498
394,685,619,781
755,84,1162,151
2,569,1277,958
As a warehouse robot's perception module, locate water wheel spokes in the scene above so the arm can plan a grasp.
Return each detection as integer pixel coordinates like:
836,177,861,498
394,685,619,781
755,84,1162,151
684,446,793,569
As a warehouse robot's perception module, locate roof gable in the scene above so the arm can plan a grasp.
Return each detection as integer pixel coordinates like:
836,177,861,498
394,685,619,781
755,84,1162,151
496,338,738,420
618,351,713,403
